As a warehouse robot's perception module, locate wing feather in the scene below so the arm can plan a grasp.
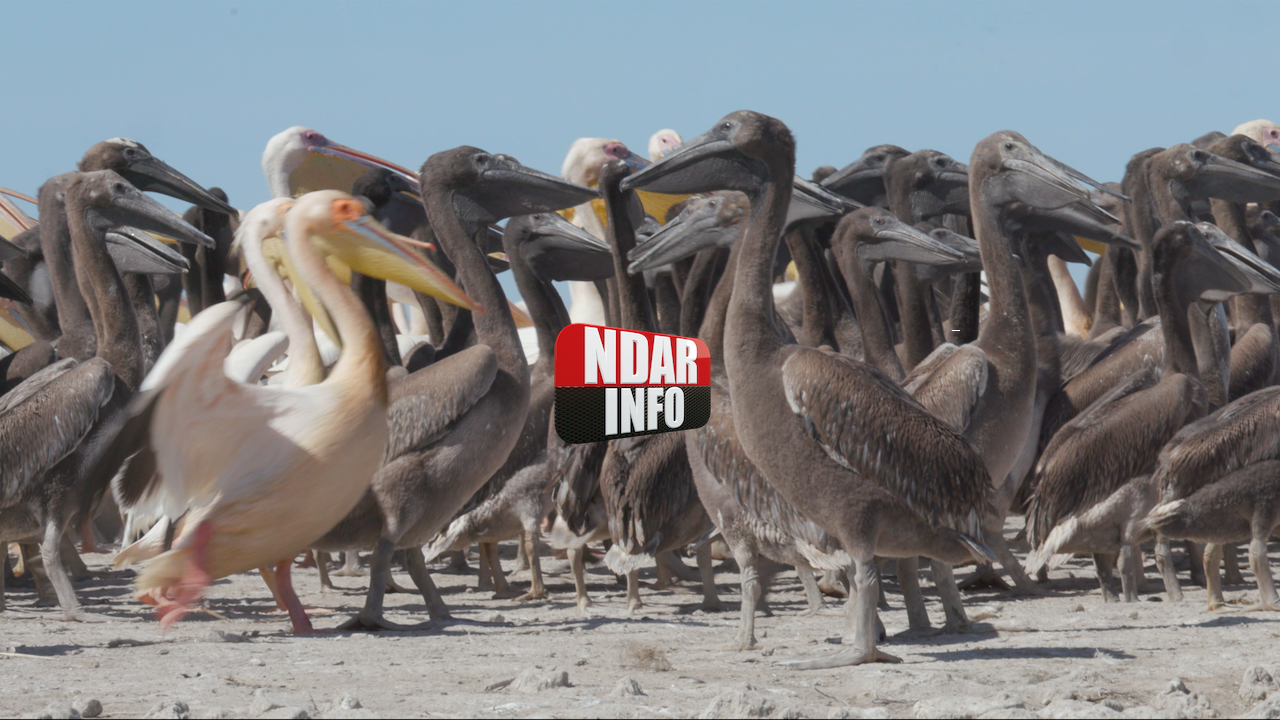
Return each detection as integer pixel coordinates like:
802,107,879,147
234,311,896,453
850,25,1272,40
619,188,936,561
0,357,114,506
383,344,498,460
780,347,991,535
1028,373,1195,547
1154,386,1280,501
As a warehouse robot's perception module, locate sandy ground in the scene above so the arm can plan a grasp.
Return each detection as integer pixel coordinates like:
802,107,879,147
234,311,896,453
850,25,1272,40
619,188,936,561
2,518,1279,719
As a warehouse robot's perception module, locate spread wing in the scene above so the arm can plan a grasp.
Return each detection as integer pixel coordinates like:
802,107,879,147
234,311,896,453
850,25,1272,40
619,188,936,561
384,344,498,460
1154,385,1280,501
0,357,114,507
1028,371,1194,547
780,346,991,535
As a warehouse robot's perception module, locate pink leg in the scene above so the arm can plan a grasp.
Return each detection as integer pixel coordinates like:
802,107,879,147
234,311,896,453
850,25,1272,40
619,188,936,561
155,521,215,628
297,550,317,569
274,560,316,634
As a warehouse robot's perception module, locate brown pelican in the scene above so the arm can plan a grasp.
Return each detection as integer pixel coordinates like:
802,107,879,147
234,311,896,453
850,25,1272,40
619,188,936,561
314,148,595,630
622,111,997,668
421,212,611,601
105,191,472,632
0,170,211,621
821,145,910,208
1143,459,1280,611
595,160,716,615
1026,221,1275,601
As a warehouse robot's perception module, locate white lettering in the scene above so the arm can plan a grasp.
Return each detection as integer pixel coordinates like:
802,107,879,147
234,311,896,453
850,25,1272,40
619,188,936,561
647,387,664,431
664,387,684,428
620,331,648,384
676,338,698,384
621,388,644,434
649,336,675,384
584,327,615,384
605,387,618,435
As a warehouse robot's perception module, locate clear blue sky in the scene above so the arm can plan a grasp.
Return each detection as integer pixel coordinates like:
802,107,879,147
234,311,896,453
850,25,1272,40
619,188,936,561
2,1,1271,300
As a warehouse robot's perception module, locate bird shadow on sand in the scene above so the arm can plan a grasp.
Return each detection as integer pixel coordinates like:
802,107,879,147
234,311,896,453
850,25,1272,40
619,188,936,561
918,645,1136,662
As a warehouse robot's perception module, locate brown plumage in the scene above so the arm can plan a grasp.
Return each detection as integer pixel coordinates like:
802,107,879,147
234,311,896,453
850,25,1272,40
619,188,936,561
1153,386,1280,502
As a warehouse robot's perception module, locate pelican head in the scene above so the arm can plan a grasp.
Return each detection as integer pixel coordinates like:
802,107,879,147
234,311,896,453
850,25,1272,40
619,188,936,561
80,138,236,216
287,190,475,313
1232,120,1280,152
648,129,684,161
263,127,418,199
561,138,648,187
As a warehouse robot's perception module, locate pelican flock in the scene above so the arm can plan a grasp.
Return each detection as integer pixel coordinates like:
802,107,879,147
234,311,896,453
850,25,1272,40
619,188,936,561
5,110,1280,711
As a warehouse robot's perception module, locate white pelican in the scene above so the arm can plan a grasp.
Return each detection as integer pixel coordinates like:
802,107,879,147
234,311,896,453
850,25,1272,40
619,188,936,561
110,191,474,632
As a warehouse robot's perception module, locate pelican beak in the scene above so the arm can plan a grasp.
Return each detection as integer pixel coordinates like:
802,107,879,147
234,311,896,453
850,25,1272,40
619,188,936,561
324,210,477,312
119,156,237,216
105,226,191,275
627,197,735,273
102,182,216,248
787,176,860,226
618,149,650,172
312,139,420,190
0,235,29,262
0,271,31,305
474,156,599,218
508,300,534,328
530,212,611,254
873,217,969,264
1195,152,1280,203
621,127,739,195
1197,222,1280,294
0,188,36,205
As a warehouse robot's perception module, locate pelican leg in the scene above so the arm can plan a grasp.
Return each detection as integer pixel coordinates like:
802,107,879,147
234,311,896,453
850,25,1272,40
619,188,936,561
154,521,216,628
511,540,529,576
258,566,285,610
1245,537,1279,612
568,547,593,613
79,517,100,555
404,547,453,622
696,543,723,612
61,534,91,580
1155,536,1183,602
336,537,425,631
625,569,643,615
1187,541,1206,587
514,530,546,602
797,566,824,616
755,558,782,616
1203,544,1225,610
988,531,1044,596
733,544,761,650
315,551,333,591
333,551,365,577
895,557,936,637
932,561,972,633
779,558,901,669
1223,543,1245,586
476,545,494,591
486,543,517,599
41,521,103,622
1093,553,1119,603
273,559,316,634
1119,544,1141,603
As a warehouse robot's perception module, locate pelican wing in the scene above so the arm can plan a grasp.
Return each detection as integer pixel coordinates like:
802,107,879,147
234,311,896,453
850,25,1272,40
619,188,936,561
384,344,498,460
600,431,695,555
1027,369,1192,548
905,344,989,433
780,346,991,535
547,408,607,534
694,397,842,560
1154,386,1280,501
0,357,114,507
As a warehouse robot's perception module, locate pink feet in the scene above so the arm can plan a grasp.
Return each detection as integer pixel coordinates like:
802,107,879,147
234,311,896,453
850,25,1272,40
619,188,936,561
153,520,215,629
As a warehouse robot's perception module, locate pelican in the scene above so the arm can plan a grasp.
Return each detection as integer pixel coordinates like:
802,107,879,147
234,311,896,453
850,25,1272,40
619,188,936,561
262,126,418,199
623,111,996,668
313,148,595,630
104,191,473,632
0,170,211,621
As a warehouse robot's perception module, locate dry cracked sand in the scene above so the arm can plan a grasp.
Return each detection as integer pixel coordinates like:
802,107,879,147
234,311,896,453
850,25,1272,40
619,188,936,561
3,519,1280,719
